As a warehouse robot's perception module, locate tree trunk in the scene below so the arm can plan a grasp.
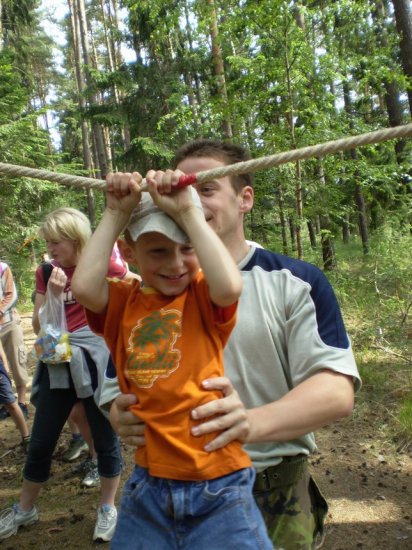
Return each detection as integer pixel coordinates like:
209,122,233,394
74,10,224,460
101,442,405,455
0,0,3,51
342,214,351,244
277,185,288,255
101,0,131,161
343,79,369,254
68,0,96,226
288,217,297,252
76,0,108,178
373,0,406,162
317,161,337,269
284,24,304,259
206,0,233,138
355,181,369,254
307,220,317,249
392,0,412,115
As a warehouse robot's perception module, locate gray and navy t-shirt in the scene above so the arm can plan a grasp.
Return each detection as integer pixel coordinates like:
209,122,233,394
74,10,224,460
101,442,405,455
224,246,360,472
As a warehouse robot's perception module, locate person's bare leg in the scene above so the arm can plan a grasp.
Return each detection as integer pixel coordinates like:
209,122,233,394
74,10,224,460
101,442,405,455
100,475,121,507
19,479,43,512
69,402,95,456
5,402,29,438
16,384,27,406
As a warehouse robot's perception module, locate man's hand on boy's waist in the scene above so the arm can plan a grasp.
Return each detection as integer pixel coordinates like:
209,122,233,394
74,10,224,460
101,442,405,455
109,393,146,448
190,376,251,452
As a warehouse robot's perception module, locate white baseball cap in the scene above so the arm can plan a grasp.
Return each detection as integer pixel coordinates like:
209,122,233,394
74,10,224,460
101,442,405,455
126,187,203,244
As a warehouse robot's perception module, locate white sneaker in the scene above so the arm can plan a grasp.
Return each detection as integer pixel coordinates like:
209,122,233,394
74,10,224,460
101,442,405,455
0,504,38,539
93,505,117,542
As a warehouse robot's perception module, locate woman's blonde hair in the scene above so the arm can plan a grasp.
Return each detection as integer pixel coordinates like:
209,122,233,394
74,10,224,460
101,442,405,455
39,207,92,254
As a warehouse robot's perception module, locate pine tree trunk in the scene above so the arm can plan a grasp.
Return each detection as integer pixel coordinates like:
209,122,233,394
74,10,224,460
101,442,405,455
206,0,232,138
307,221,317,249
278,186,289,255
317,161,337,269
342,214,351,244
284,35,304,260
343,79,369,255
392,0,412,114
68,0,96,226
289,217,297,252
373,1,406,162
355,180,369,254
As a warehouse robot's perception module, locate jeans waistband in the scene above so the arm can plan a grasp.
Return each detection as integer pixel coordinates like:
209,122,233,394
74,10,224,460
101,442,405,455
253,455,308,491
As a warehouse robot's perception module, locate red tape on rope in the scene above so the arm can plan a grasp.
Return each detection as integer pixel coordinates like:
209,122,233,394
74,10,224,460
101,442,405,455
175,173,198,188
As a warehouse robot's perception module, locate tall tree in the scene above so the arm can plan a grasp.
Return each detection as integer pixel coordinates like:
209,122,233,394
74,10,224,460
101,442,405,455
392,0,412,115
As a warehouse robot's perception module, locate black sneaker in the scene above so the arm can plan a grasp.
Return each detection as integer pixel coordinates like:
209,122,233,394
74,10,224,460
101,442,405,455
0,406,10,420
18,403,29,420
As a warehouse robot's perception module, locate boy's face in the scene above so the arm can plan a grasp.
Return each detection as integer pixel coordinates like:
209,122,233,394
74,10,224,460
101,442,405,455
176,156,253,245
128,232,200,296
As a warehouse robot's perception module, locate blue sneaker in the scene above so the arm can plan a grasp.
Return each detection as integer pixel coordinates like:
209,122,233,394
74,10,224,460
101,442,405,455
0,504,38,539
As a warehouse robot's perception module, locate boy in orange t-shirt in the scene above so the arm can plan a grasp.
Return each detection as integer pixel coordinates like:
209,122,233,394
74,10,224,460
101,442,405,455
73,169,272,549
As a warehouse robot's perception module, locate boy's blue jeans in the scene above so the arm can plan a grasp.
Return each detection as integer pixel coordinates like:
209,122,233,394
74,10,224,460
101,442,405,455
112,465,273,549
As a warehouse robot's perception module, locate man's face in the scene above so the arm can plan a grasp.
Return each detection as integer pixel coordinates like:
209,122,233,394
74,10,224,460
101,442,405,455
176,156,250,244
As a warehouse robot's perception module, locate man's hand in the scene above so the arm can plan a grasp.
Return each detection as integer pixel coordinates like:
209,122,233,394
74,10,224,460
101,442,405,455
109,393,146,448
190,377,251,452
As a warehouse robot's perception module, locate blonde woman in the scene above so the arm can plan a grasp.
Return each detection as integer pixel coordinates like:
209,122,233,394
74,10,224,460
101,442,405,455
0,207,125,543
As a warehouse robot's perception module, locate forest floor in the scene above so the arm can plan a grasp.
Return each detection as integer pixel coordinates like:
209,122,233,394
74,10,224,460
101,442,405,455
0,314,411,549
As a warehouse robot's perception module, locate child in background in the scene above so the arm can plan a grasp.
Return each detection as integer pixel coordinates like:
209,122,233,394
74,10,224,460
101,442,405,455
0,340,30,451
72,170,273,549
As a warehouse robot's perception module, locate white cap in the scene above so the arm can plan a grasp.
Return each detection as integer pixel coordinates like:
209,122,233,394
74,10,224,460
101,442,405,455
126,187,203,244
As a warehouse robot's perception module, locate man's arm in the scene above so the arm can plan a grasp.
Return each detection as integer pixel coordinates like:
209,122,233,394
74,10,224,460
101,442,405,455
111,370,354,452
190,370,355,451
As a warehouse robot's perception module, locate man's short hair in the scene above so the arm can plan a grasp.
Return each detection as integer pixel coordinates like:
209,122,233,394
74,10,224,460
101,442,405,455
172,139,253,193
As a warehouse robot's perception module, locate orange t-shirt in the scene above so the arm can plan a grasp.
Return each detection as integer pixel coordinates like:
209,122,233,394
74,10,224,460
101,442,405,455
87,272,251,481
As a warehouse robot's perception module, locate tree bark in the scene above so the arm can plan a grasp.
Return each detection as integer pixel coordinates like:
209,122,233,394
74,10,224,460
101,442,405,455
307,220,317,249
278,186,289,255
68,0,96,226
342,214,351,244
343,79,369,254
392,0,412,115
372,0,407,162
316,161,337,269
206,0,233,138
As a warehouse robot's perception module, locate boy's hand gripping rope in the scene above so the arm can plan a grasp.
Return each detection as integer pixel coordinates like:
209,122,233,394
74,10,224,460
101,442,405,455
0,124,411,191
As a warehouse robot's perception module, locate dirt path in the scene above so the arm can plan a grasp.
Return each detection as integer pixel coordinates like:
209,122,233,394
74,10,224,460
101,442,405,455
0,315,411,549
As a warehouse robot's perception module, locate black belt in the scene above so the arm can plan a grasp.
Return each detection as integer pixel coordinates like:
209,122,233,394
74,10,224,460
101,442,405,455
253,455,307,492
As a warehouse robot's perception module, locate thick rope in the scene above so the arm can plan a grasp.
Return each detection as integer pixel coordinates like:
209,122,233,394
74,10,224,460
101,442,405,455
195,123,412,183
0,123,411,190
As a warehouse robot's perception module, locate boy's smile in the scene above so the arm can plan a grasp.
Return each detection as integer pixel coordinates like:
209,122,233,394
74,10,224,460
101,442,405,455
131,232,199,296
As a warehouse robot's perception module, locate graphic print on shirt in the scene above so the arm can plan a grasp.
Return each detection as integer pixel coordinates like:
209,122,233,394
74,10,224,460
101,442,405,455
126,308,182,388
